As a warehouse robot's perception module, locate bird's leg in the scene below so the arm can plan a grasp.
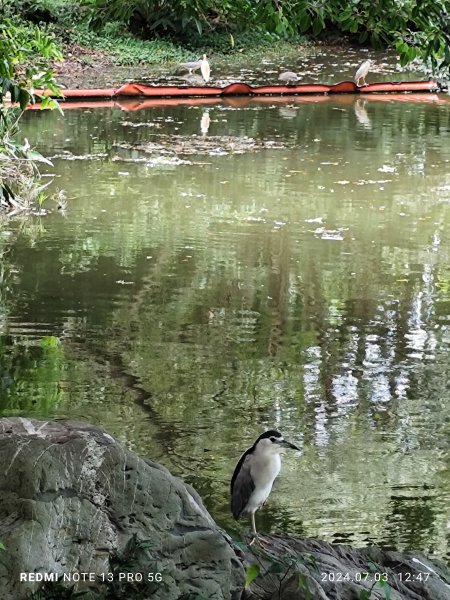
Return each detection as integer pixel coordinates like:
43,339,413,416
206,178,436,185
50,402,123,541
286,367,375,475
251,512,257,535
248,513,258,546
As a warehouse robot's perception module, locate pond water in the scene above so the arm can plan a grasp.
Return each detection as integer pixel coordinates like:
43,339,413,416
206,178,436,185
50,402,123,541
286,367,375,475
2,78,450,563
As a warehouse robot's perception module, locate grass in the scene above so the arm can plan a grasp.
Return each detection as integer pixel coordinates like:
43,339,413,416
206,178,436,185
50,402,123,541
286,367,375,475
50,21,311,68
51,21,189,65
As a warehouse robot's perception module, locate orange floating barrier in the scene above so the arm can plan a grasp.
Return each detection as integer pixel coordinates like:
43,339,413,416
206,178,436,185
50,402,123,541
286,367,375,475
35,79,440,101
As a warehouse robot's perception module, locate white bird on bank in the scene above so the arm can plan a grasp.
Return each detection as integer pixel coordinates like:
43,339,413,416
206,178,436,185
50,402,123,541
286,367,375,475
278,71,299,84
355,59,372,87
200,54,210,83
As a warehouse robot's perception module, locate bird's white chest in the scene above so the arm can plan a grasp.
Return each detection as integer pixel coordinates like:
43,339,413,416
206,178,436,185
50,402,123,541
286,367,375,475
246,453,281,513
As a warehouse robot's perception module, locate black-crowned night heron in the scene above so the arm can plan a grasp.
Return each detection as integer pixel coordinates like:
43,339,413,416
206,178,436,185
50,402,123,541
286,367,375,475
200,54,210,83
180,59,202,74
278,71,299,84
230,430,299,537
355,59,372,87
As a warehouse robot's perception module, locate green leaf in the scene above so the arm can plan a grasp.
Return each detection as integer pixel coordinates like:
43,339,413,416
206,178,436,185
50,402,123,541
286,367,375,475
10,84,20,103
299,14,311,33
312,18,323,36
379,579,392,600
297,573,311,599
445,44,450,64
195,19,203,36
359,31,368,43
244,564,260,589
0,542,5,551
25,150,54,166
18,88,30,111
267,561,284,574
1,77,11,95
39,96,63,115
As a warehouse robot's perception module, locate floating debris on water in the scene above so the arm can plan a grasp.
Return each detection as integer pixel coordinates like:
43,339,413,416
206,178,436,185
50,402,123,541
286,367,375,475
113,135,285,159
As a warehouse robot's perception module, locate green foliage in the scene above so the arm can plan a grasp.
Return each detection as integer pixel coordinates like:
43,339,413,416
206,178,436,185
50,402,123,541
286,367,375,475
83,0,210,37
379,578,392,600
297,573,312,599
92,31,187,65
0,541,5,550
1,0,86,28
52,21,300,66
79,0,449,72
0,106,56,209
45,20,189,65
5,0,449,73
185,28,289,53
328,0,450,74
244,563,260,588
0,18,62,104
80,0,302,41
0,17,62,208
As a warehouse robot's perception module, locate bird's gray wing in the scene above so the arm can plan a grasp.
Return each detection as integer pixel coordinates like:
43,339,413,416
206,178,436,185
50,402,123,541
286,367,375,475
230,453,255,519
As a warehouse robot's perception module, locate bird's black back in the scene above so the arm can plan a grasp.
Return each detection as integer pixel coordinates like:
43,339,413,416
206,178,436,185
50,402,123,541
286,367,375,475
230,446,252,493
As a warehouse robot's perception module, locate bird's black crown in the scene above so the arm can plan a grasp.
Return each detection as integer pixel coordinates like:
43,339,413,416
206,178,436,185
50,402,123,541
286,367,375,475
257,430,282,441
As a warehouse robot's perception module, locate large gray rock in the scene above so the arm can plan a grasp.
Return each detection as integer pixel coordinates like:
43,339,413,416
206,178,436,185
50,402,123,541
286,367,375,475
0,417,244,600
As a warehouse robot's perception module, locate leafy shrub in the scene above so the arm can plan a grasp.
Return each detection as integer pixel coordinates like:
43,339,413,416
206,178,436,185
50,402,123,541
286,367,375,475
80,0,450,72
0,0,86,27
0,18,62,208
0,18,62,106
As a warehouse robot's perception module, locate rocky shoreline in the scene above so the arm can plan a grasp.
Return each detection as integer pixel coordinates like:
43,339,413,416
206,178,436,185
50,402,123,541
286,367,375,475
0,418,448,599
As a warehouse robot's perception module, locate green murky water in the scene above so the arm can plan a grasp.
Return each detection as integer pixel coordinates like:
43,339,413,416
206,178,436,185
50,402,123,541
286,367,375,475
2,84,450,563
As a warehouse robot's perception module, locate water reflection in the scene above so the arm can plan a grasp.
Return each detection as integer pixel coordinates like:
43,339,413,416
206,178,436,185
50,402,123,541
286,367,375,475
2,94,450,563
354,99,372,129
200,110,211,136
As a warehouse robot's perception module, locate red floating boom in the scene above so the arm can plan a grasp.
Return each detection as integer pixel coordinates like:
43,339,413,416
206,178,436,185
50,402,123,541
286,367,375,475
36,80,440,101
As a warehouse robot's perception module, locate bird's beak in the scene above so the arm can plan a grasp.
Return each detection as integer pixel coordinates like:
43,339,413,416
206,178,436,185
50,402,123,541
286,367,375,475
279,439,300,451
